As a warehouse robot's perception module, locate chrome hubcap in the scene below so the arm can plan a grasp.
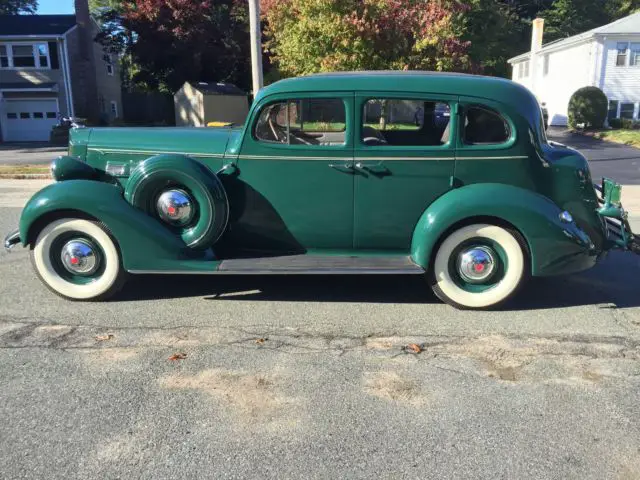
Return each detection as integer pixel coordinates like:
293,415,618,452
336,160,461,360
157,189,194,227
457,246,497,284
60,239,100,276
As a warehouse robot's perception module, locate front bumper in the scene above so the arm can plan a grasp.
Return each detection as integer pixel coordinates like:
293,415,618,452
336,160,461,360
4,228,21,251
595,178,640,255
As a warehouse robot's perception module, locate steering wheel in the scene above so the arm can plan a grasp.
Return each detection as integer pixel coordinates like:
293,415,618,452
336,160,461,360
268,118,287,143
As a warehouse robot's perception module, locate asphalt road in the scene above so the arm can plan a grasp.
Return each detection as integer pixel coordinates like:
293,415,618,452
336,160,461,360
0,143,66,166
2,135,640,479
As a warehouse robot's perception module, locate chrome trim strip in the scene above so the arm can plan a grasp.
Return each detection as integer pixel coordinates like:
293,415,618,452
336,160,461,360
127,268,425,275
4,229,21,251
90,148,225,158
456,155,529,160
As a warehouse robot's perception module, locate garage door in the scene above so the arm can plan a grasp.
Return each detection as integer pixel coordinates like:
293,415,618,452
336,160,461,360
3,99,59,142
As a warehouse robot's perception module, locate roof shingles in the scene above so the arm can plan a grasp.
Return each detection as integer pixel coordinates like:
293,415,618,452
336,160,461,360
0,14,76,37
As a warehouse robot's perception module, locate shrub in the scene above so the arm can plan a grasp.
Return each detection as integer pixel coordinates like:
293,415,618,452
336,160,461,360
608,118,622,129
567,86,608,130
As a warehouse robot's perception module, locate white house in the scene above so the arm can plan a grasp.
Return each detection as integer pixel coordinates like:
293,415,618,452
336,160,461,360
508,12,640,127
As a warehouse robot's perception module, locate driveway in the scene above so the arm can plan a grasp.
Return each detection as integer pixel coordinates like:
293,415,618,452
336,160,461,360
0,143,65,166
548,127,640,185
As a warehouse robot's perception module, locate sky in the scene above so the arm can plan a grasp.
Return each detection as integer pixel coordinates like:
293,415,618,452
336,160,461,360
37,0,75,14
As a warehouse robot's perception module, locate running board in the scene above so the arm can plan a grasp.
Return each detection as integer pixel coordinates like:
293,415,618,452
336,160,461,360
216,255,424,275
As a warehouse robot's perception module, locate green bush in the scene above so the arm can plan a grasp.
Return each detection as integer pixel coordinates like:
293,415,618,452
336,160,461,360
608,118,622,129
568,86,608,130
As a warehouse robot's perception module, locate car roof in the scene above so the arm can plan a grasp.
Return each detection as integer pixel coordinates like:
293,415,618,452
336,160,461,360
257,71,533,104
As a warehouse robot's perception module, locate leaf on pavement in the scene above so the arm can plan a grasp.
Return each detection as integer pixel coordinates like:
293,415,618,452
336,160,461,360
168,352,187,361
255,338,268,345
95,334,114,342
403,343,422,354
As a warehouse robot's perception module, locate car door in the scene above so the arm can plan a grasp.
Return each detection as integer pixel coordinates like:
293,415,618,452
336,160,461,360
353,93,458,250
228,93,354,253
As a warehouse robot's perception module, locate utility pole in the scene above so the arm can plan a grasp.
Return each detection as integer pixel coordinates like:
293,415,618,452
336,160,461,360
248,0,264,95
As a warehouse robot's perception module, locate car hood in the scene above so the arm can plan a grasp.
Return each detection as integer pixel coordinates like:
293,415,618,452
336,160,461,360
84,126,242,159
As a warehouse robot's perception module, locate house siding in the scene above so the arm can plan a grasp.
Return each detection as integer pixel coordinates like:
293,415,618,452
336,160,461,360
92,26,122,122
512,40,595,126
599,36,640,120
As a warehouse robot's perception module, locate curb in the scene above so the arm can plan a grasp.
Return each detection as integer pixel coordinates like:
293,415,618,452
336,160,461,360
0,174,52,180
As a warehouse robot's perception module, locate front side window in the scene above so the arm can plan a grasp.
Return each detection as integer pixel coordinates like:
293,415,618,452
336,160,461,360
254,98,346,146
620,103,635,119
361,99,451,146
617,42,628,66
463,106,510,145
631,43,640,66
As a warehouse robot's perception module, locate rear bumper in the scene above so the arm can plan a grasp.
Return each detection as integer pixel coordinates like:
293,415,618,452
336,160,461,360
595,178,639,255
4,228,20,251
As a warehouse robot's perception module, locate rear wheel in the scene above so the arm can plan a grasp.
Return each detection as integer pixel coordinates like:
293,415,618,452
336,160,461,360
430,223,528,309
30,218,127,301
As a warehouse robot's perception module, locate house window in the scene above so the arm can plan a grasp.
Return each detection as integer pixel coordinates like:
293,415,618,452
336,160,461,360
110,101,118,117
620,103,635,119
608,100,619,120
0,45,8,67
103,53,114,76
524,60,530,77
631,43,640,66
616,42,628,66
0,43,50,69
543,55,550,76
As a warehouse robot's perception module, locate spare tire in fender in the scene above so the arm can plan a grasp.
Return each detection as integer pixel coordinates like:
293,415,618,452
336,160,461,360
124,154,229,249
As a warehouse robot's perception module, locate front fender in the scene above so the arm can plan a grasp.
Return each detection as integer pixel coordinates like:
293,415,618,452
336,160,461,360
19,180,197,271
410,183,597,276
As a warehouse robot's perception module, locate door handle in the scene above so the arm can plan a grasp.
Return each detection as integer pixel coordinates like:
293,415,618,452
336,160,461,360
329,162,354,173
354,162,390,175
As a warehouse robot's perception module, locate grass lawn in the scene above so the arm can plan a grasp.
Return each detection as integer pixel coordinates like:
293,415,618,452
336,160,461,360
0,165,51,176
589,129,640,148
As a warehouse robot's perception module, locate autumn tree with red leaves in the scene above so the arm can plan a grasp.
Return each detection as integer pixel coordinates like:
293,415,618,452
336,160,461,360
97,0,252,92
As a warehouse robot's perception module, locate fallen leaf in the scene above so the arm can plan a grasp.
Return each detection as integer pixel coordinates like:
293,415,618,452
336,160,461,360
95,334,114,342
168,352,187,361
403,343,422,354
255,338,268,345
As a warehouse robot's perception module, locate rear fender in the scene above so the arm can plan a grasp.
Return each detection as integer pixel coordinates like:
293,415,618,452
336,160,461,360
19,180,196,271
410,183,595,276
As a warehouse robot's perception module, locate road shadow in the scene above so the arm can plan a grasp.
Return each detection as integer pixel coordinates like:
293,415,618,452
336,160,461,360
117,251,640,310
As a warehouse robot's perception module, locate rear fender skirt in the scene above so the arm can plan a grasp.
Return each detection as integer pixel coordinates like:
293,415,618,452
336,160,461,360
19,180,202,272
410,183,597,277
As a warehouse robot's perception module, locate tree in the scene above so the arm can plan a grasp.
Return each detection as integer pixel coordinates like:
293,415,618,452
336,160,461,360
542,0,611,42
0,0,37,14
260,0,473,77
95,0,252,92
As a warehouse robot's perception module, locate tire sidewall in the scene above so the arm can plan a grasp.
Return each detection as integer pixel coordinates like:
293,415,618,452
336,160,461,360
432,224,526,309
31,219,122,300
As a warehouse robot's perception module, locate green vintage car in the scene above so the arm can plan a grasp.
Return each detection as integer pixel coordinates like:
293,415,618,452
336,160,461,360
4,71,639,309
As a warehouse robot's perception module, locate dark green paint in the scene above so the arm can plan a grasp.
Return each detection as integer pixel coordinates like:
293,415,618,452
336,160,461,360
17,71,636,277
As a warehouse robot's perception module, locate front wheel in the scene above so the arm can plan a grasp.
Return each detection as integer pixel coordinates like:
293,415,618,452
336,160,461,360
430,223,528,310
30,218,127,301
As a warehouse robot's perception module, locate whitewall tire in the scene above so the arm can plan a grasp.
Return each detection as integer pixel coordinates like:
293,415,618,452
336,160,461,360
430,223,528,309
30,218,127,301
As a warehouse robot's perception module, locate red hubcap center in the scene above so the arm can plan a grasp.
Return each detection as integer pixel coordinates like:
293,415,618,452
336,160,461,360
167,206,177,216
474,263,485,273
70,256,79,265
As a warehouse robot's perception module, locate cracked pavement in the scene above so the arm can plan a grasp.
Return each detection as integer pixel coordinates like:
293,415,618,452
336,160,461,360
2,132,640,480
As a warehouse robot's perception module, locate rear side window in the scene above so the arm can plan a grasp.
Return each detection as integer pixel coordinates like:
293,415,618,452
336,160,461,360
254,98,346,146
361,99,451,146
463,106,510,145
